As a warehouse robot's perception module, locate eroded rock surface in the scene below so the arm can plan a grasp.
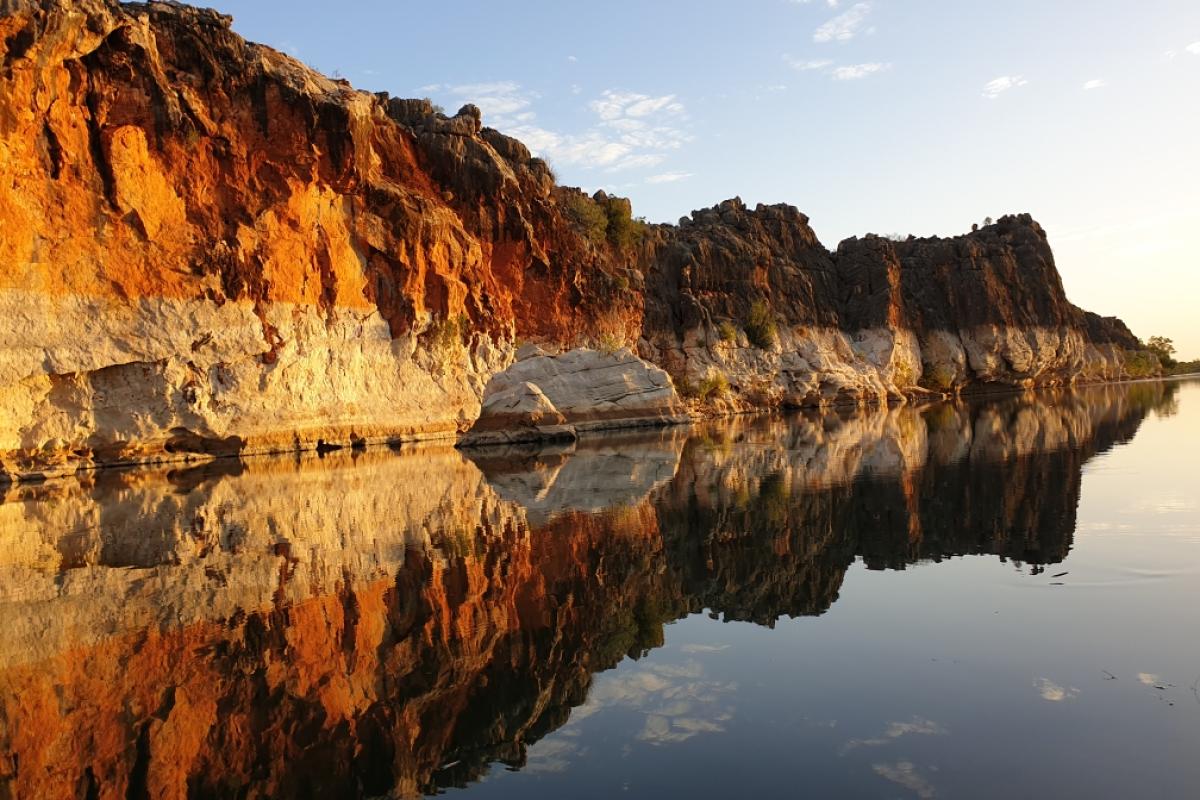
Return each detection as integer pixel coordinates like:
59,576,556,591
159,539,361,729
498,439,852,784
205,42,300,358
460,347,688,446
0,0,1158,482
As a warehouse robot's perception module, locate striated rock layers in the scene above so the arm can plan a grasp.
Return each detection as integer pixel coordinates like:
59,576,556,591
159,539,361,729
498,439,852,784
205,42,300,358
0,0,1155,481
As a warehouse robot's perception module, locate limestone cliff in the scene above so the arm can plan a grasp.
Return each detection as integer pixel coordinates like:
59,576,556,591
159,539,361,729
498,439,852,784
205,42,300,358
0,0,1156,482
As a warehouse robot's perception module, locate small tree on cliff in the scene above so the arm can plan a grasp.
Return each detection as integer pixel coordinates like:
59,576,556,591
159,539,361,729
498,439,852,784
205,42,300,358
563,193,608,245
1146,336,1177,368
745,300,777,349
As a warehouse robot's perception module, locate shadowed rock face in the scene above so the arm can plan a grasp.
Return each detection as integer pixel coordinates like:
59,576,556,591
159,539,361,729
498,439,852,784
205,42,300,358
0,0,1155,482
0,381,1176,798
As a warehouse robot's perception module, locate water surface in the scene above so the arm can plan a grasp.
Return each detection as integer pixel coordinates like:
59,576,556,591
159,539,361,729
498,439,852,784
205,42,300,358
1,379,1197,799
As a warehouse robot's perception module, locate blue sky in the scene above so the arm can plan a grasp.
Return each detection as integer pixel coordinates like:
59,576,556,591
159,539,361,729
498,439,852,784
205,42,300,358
210,0,1200,356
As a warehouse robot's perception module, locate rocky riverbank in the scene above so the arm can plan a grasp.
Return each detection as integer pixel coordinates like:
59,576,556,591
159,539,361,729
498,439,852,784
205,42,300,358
0,0,1159,482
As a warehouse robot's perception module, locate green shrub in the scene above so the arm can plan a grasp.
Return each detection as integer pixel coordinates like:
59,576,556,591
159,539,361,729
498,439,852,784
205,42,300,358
604,200,646,249
597,331,623,355
717,321,738,343
563,193,608,245
428,313,468,355
696,371,730,400
1124,349,1161,378
745,300,777,349
1167,359,1200,376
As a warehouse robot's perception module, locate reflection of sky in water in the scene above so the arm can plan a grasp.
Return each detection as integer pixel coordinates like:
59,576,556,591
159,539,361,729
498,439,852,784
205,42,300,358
524,656,738,776
468,380,1200,800
4,379,1198,799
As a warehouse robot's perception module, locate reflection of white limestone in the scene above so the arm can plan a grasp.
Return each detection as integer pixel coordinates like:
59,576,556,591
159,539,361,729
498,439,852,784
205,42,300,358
472,430,685,523
0,383,1140,671
0,447,525,669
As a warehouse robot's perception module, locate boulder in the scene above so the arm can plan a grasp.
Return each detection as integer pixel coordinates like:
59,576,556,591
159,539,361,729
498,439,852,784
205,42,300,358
459,348,689,448
458,382,575,448
485,348,689,431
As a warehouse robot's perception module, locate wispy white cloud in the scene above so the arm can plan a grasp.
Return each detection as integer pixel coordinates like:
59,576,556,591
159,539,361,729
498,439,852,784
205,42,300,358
505,125,644,169
1083,79,1106,90
591,90,684,121
646,171,694,184
793,0,842,7
1187,41,1200,55
421,83,691,173
436,81,537,120
417,82,540,124
814,2,872,43
784,56,834,71
982,75,1027,99
833,62,891,80
786,55,890,81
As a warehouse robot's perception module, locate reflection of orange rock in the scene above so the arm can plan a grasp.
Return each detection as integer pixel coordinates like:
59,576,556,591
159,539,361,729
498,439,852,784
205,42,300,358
0,383,1176,798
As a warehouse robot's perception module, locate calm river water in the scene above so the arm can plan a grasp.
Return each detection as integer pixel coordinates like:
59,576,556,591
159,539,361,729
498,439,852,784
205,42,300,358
1,379,1197,799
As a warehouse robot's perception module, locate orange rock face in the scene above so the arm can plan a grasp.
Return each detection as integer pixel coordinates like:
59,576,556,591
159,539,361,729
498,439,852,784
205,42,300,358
0,0,607,328
0,1,1155,484
0,0,648,481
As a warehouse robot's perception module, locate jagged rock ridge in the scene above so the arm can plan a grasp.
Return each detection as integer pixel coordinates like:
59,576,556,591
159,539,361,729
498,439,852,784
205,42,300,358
0,0,1158,481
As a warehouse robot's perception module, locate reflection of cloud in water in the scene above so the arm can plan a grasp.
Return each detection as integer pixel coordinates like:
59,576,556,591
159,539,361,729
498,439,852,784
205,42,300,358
569,659,737,747
523,738,586,774
1130,495,1198,514
679,643,731,654
873,761,938,799
1138,672,1162,686
842,717,947,753
1035,677,1080,702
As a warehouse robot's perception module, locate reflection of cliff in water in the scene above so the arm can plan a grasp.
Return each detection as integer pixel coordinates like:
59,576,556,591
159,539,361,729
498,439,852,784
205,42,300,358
0,382,1177,798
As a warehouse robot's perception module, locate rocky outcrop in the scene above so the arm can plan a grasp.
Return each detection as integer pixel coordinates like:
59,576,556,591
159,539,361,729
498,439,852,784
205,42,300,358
0,0,1157,482
460,347,688,446
640,206,1158,408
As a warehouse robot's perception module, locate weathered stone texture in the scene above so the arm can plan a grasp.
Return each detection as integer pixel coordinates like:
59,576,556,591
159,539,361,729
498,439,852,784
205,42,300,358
0,0,1155,481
